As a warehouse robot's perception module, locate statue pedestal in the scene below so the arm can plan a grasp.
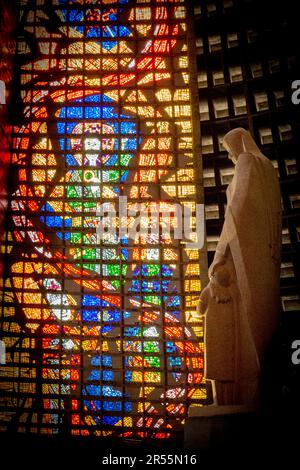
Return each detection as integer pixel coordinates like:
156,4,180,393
184,405,258,451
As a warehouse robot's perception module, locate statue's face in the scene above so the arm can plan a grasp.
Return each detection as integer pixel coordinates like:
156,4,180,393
223,141,238,164
229,153,238,164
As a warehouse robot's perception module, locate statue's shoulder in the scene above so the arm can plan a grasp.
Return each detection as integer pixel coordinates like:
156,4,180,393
236,152,255,165
235,152,257,175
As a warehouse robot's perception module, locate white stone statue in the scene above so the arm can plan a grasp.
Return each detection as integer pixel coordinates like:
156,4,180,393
198,127,282,407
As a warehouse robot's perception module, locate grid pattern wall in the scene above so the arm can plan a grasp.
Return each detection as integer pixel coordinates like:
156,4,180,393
0,0,205,439
193,0,300,317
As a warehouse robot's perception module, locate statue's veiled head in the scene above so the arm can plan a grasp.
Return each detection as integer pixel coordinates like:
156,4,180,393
223,127,263,164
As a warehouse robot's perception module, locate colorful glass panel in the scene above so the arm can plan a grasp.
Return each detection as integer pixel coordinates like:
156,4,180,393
0,0,205,439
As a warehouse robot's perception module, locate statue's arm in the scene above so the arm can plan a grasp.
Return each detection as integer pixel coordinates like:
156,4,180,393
197,286,209,316
209,240,230,277
225,152,254,219
209,153,254,278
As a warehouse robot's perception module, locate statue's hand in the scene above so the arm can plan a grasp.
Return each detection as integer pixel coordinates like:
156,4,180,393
209,265,232,304
209,282,232,304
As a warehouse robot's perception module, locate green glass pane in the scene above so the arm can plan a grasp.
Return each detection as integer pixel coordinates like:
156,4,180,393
144,342,160,353
70,233,82,244
143,295,161,306
144,356,161,368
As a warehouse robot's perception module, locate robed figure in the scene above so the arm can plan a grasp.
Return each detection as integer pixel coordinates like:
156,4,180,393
198,128,282,407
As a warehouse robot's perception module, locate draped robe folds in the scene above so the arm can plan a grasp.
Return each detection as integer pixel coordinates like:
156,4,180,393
204,151,282,405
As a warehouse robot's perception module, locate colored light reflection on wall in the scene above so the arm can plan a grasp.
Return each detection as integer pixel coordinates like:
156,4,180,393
0,0,205,439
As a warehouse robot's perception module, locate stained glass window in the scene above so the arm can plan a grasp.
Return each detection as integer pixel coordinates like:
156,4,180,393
0,0,205,439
